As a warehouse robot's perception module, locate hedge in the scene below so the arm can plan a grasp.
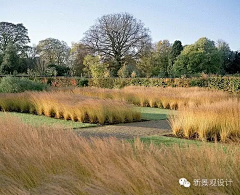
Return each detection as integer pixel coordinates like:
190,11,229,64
1,76,239,93
88,77,240,93
0,77,47,93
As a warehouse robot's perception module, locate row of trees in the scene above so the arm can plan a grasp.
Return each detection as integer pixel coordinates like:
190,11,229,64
0,13,240,78
138,38,240,77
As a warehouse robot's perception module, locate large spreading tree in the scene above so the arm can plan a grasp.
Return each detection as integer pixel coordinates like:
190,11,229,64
0,22,30,53
0,22,30,73
82,13,151,76
37,38,70,66
173,37,221,76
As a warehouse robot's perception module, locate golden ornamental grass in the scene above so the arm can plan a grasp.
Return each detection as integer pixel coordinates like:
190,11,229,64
0,117,239,194
72,86,231,110
170,99,240,142
0,91,140,124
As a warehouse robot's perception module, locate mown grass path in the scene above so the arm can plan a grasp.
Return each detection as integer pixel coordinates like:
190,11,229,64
0,107,175,139
0,112,97,129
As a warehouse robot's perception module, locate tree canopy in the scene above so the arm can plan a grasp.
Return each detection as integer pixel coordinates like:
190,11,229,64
173,37,222,76
83,55,108,78
168,40,183,75
0,22,30,53
37,38,70,66
82,13,151,76
0,22,31,74
151,40,172,77
69,43,88,76
0,19,239,77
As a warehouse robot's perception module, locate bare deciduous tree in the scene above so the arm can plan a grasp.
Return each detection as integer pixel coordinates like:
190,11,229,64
82,13,151,75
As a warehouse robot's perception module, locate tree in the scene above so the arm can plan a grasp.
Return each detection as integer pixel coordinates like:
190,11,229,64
173,37,221,76
0,43,32,74
35,57,47,75
117,63,139,78
82,13,151,76
83,55,108,78
168,40,183,76
0,53,3,67
47,64,70,76
216,40,233,74
226,51,240,74
117,64,129,78
0,44,19,74
0,22,30,53
24,45,38,72
151,40,172,77
37,38,70,67
0,22,31,74
69,43,88,76
136,54,153,77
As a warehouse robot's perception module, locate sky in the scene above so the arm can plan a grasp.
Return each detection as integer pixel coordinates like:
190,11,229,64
1,0,240,50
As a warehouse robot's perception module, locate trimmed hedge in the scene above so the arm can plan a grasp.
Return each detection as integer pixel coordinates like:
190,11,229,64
88,77,240,93
39,77,89,88
1,76,239,93
88,78,190,88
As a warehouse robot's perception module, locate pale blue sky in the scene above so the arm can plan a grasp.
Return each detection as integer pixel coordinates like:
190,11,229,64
1,0,240,50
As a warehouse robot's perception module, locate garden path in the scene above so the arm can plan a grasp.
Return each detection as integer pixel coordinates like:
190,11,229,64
75,120,171,139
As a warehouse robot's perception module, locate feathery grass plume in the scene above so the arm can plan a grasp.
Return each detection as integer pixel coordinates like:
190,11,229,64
0,117,240,194
0,91,140,124
71,86,231,110
170,99,240,142
0,93,34,112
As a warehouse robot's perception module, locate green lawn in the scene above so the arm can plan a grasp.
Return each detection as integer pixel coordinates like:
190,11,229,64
137,136,231,153
0,110,227,150
0,112,97,129
136,107,177,120
138,135,203,147
127,135,205,148
0,107,176,129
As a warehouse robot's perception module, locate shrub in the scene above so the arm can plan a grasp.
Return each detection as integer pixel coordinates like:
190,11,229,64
47,64,70,76
78,78,89,87
189,78,207,87
0,77,47,93
117,64,130,78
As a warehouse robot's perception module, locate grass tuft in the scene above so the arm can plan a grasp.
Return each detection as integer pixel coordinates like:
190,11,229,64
0,117,239,194
170,99,240,142
71,86,232,110
0,91,141,124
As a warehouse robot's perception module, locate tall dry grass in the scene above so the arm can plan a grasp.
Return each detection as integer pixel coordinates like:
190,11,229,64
0,91,140,124
170,99,240,142
0,117,239,195
72,86,231,109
